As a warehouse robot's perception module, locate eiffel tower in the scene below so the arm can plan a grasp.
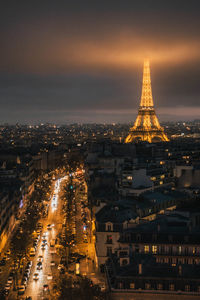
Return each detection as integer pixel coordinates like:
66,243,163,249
125,60,169,143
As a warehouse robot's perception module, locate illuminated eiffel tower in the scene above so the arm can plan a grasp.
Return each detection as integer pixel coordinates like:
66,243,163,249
125,59,169,143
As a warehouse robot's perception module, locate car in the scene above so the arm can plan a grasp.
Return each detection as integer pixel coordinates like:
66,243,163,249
37,223,43,229
9,270,14,277
23,274,29,281
60,268,65,274
6,249,11,256
43,284,49,292
33,242,38,248
26,261,32,268
30,247,36,257
47,273,53,280
25,268,31,275
22,275,28,283
50,261,55,266
24,272,30,280
47,224,52,230
21,278,28,287
4,283,11,291
25,262,31,269
38,255,43,262
0,259,6,266
4,255,10,261
3,289,9,296
18,285,25,295
37,263,42,270
33,273,39,280
7,277,13,284
58,264,64,270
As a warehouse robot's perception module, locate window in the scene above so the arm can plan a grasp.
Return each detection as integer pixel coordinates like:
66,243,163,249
106,235,112,244
172,258,177,265
178,246,182,255
106,223,112,231
169,284,174,291
144,245,149,253
127,176,132,180
119,282,123,289
193,247,196,254
107,247,112,256
152,245,157,254
157,283,163,290
185,285,190,292
145,283,151,290
122,259,128,266
165,245,169,253
130,282,135,289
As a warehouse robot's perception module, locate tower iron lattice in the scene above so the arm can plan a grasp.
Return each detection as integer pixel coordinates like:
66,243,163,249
125,60,169,143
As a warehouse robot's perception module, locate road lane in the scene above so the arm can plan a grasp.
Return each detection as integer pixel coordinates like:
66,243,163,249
23,176,68,300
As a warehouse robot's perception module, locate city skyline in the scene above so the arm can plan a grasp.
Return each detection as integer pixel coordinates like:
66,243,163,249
1,0,200,123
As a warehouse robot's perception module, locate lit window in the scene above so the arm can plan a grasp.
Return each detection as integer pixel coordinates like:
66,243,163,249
151,176,156,181
160,175,165,179
157,284,163,290
127,176,132,180
178,246,182,254
169,284,174,291
145,283,151,290
160,181,163,185
144,245,149,253
185,285,190,292
130,282,135,289
152,245,157,254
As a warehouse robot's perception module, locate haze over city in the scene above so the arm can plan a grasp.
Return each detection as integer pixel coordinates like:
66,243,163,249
1,0,200,123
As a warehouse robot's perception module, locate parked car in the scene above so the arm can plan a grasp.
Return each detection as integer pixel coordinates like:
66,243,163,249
33,273,39,280
18,285,25,295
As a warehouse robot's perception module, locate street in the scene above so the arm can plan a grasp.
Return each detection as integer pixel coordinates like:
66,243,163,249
1,169,106,299
22,176,67,299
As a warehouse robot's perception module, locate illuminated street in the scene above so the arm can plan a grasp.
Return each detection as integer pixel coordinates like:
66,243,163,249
19,176,68,300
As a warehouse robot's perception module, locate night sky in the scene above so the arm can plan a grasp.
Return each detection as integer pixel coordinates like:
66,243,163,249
1,0,200,124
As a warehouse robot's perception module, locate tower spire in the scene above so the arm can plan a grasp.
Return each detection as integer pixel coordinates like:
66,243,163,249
140,59,154,108
125,60,169,143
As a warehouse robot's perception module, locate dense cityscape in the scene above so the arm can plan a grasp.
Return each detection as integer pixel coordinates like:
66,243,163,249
1,118,200,299
1,1,200,300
